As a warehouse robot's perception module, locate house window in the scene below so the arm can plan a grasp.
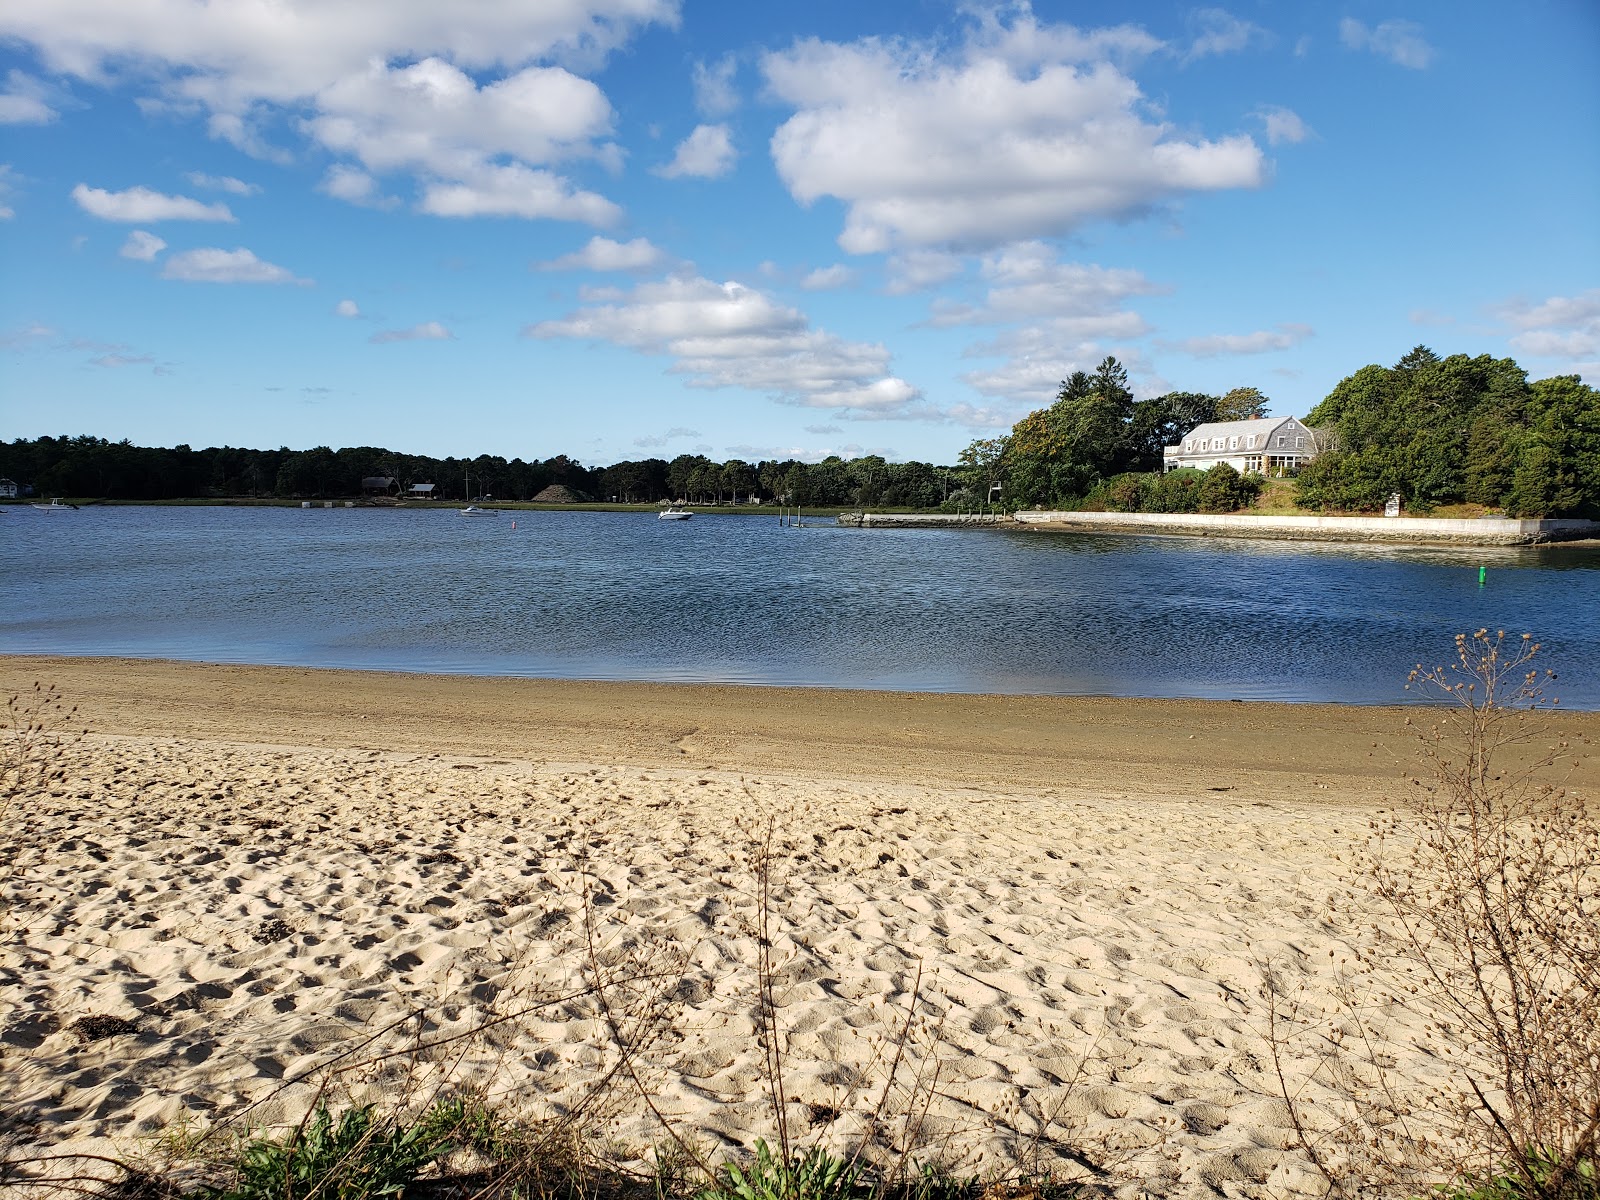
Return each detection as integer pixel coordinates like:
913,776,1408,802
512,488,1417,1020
1184,440,1192,451
1212,438,1223,450
1246,435,1256,448
1277,437,1287,447
1229,437,1239,449
1296,436,1305,449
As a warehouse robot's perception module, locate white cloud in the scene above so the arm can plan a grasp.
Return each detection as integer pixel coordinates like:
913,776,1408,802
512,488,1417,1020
800,264,855,291
306,57,616,179
885,250,964,295
1,3,676,102
318,164,395,208
539,235,665,271
691,54,738,117
2,3,675,224
762,11,1264,253
184,171,259,195
1168,323,1314,357
371,321,453,343
1339,18,1435,69
0,70,56,123
335,299,361,318
118,229,166,260
91,352,154,368
0,162,17,219
418,163,621,225
526,275,923,415
1185,9,1265,60
0,321,55,347
654,123,736,179
1254,105,1311,146
927,241,1163,327
803,424,841,435
161,246,308,283
1502,290,1600,360
633,426,701,448
72,183,235,222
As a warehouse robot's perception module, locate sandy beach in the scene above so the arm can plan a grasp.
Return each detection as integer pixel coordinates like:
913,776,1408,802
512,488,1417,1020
4,658,1597,1197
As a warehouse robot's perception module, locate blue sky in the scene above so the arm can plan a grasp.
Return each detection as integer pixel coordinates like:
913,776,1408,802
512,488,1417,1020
2,0,1596,466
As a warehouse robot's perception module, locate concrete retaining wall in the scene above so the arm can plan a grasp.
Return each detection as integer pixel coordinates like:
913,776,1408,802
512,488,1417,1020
1011,510,1600,545
837,513,1004,528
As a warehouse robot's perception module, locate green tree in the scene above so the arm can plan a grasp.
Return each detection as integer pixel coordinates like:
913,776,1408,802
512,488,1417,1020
1215,386,1270,421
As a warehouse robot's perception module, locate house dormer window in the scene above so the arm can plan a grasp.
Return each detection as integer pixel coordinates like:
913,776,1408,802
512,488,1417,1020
1229,437,1239,449
1246,435,1256,448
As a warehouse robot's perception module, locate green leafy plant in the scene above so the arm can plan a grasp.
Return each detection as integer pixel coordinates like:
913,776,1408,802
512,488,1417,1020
203,1104,454,1200
698,1141,864,1200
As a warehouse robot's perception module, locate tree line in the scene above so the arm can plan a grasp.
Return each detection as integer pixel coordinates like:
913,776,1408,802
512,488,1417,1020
958,348,1599,518
9,346,1594,516
0,437,974,510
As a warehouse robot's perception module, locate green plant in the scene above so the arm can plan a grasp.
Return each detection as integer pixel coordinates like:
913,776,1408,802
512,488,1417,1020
203,1103,455,1200
698,1141,864,1200
1435,1151,1598,1200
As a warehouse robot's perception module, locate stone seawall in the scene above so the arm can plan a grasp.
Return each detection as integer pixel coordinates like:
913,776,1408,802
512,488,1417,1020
837,513,1005,528
1012,510,1599,546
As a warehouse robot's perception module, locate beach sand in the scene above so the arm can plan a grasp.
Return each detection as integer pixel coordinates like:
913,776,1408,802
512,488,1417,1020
4,658,1597,1197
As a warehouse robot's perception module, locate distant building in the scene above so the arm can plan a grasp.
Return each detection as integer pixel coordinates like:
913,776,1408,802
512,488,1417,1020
1163,417,1322,476
406,482,437,499
0,479,16,499
361,476,397,495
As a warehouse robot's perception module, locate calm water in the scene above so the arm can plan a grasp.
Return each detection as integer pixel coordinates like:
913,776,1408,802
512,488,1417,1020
4,505,1599,706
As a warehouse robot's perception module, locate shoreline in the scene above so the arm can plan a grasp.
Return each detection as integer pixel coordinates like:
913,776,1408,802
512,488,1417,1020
8,654,1600,805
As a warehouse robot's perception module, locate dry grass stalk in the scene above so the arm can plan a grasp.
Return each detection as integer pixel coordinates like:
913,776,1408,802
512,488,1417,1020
1268,630,1598,1199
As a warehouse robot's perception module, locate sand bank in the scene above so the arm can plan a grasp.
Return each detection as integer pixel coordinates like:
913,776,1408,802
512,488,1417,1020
3,658,1596,1197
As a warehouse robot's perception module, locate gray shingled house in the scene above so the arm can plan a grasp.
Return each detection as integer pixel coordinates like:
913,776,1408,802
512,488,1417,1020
1162,417,1322,476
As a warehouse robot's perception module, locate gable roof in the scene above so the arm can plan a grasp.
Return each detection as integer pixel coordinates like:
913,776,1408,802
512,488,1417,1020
1176,417,1297,445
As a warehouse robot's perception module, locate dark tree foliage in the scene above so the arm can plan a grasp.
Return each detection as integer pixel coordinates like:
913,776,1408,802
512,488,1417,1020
1295,348,1599,516
0,436,958,511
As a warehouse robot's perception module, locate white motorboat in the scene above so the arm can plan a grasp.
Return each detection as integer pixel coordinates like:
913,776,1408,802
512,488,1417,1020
32,498,75,511
459,505,500,517
658,507,693,520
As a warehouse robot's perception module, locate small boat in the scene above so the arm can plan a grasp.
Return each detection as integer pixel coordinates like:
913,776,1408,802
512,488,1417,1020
32,498,76,511
459,505,500,517
658,507,693,520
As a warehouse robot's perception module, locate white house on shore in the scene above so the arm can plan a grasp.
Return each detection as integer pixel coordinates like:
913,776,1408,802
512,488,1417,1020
1162,417,1322,475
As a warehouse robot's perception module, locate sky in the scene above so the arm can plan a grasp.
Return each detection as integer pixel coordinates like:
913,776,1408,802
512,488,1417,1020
1,1,1597,467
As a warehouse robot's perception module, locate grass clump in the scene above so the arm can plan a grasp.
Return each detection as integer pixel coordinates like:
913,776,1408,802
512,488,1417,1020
199,1103,454,1200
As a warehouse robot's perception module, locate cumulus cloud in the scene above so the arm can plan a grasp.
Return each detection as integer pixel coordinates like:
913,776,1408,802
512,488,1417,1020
370,321,453,343
691,54,738,117
1167,323,1314,357
1339,18,1435,69
926,242,1162,328
800,264,855,291
118,229,166,260
161,246,308,283
1185,9,1265,60
307,57,616,179
72,183,235,222
762,10,1264,253
418,163,620,224
525,275,923,415
1254,106,1311,146
0,69,56,123
539,235,665,271
1,3,675,223
1502,290,1600,360
335,299,361,318
885,250,964,295
318,164,395,208
184,171,259,195
654,123,735,179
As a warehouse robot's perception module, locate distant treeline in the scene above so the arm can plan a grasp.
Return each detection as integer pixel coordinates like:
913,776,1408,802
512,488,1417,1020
958,348,1600,518
0,438,973,509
